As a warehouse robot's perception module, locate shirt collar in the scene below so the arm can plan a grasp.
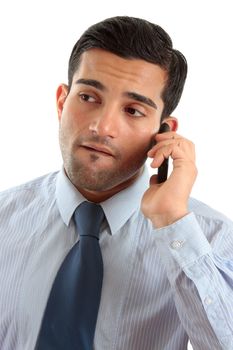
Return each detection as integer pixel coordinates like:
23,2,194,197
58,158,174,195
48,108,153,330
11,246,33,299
56,167,149,235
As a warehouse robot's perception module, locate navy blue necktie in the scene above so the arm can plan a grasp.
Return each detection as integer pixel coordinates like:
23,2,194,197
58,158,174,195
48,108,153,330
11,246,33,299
36,201,104,350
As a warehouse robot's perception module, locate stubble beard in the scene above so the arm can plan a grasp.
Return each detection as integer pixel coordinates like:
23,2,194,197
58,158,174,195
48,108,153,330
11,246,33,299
64,151,147,192
59,130,152,193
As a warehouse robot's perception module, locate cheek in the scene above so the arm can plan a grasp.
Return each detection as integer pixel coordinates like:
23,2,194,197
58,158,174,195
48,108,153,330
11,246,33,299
122,129,155,158
134,125,157,146
60,103,86,136
59,117,75,146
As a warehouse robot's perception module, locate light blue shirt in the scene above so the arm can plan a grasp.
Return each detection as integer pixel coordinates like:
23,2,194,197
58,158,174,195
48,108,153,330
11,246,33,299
0,167,233,350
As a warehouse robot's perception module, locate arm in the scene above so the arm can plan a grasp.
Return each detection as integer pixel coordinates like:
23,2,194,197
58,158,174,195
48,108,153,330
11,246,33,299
141,130,233,349
154,212,233,349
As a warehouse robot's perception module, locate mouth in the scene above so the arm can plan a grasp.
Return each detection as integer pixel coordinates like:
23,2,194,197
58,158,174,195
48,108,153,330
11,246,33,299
80,143,114,157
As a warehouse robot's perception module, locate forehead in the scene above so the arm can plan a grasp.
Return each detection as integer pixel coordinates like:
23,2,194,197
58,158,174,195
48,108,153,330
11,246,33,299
72,49,167,91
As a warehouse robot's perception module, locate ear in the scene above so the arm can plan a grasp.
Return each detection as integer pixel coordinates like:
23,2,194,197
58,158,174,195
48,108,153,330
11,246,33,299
56,84,69,121
162,116,178,132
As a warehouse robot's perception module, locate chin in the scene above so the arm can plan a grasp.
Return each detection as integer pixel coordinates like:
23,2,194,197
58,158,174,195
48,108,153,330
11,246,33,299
65,155,146,193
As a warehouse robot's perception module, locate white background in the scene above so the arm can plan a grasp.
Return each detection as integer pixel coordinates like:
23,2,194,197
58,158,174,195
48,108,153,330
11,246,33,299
0,1,232,348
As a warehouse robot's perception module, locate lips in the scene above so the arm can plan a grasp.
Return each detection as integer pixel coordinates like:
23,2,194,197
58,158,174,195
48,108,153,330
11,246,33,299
81,143,114,157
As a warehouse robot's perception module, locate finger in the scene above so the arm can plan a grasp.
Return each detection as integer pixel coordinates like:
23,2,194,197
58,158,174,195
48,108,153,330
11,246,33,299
149,174,159,186
155,131,181,141
151,138,196,168
148,132,180,158
148,137,183,158
150,141,185,168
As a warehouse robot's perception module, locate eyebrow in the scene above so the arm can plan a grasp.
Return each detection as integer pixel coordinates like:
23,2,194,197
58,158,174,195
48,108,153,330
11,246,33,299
124,92,157,110
75,78,158,110
75,78,105,91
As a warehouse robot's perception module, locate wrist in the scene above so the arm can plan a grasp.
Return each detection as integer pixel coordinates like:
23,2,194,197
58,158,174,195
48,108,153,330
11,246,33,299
151,210,189,228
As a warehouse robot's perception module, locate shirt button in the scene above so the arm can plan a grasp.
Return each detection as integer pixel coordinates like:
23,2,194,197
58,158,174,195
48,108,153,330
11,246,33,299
170,240,185,249
204,296,213,305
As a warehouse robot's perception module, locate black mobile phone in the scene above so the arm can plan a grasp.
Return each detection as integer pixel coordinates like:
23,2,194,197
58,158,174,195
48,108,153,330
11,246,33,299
157,123,170,184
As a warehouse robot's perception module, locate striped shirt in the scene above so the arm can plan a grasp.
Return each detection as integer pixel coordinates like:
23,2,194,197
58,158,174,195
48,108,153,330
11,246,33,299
0,167,233,349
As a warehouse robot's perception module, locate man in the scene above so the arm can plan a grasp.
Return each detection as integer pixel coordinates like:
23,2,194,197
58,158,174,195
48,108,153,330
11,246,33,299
0,16,232,350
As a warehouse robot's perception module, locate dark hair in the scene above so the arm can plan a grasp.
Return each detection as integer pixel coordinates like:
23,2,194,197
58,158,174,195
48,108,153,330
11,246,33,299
68,16,187,120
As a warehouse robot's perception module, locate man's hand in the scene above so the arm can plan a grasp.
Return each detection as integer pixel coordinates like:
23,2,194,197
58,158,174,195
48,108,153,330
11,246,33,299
141,131,197,228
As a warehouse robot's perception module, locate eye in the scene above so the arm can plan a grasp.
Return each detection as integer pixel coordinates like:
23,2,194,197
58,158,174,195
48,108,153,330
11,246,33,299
79,93,97,103
125,107,146,117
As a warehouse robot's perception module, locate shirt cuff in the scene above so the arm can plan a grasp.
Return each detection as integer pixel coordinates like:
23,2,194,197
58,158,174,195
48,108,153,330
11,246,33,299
154,212,212,269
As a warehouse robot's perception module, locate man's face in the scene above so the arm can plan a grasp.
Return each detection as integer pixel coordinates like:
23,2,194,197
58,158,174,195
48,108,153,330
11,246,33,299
57,48,168,199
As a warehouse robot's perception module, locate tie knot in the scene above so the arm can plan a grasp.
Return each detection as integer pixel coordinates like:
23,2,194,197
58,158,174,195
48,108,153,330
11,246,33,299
74,201,104,239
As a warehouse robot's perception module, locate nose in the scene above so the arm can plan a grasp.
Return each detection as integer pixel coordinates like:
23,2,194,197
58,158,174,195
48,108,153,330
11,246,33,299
89,106,119,138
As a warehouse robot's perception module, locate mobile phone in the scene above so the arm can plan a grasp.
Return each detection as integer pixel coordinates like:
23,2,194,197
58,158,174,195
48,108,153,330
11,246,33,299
157,123,170,183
